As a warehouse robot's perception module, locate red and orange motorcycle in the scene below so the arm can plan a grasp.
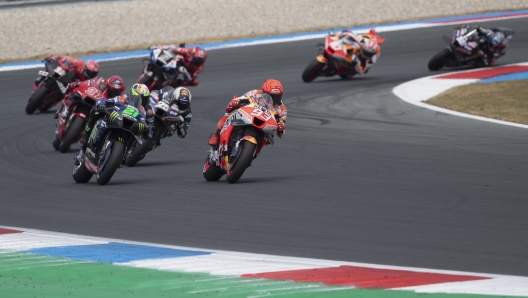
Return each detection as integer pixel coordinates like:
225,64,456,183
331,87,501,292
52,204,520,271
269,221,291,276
202,99,281,184
53,78,106,152
302,29,384,82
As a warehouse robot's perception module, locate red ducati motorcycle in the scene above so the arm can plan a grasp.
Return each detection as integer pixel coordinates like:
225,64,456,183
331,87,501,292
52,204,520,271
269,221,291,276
53,78,106,153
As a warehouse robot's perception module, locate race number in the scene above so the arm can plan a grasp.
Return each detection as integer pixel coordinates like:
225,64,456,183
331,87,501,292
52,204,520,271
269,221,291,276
250,108,271,121
85,87,102,98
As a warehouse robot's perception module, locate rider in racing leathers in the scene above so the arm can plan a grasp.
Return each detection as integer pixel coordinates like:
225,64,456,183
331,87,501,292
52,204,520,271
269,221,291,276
79,83,154,149
146,44,207,87
454,25,509,66
35,54,99,87
54,75,125,119
333,29,382,77
149,86,193,140
208,79,287,146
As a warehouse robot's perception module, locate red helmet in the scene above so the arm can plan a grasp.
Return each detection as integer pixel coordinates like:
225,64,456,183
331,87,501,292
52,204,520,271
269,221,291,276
191,48,207,67
262,79,283,105
106,75,125,98
83,60,100,79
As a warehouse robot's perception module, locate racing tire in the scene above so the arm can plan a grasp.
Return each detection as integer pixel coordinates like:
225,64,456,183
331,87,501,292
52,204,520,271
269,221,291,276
226,141,256,184
26,85,48,114
59,116,85,153
428,48,450,71
52,137,60,151
96,140,124,185
203,156,223,182
72,156,93,183
302,59,325,82
126,138,152,167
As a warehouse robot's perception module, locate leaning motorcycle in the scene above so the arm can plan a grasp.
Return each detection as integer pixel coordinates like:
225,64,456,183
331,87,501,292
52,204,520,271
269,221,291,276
26,56,77,114
428,26,515,71
136,44,185,90
202,101,280,184
72,102,146,185
124,93,183,167
53,80,106,153
302,29,384,82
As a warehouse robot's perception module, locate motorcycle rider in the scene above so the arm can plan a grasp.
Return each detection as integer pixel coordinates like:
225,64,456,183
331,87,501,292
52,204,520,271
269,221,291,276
333,29,382,77
54,75,125,119
79,83,153,149
454,25,508,66
149,86,193,139
35,54,99,87
148,44,207,87
208,79,286,147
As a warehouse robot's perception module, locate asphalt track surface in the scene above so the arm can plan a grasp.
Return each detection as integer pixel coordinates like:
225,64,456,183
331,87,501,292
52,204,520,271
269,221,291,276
1,18,527,276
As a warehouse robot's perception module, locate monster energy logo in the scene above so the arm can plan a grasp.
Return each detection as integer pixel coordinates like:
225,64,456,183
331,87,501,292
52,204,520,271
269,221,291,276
109,111,119,122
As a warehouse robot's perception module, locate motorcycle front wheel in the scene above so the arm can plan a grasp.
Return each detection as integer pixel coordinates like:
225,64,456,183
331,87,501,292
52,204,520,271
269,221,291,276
96,140,124,185
225,140,256,184
26,85,49,114
302,59,325,82
203,154,223,182
428,48,451,71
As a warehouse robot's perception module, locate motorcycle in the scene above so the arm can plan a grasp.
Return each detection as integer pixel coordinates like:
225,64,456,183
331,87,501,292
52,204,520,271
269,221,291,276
202,100,280,184
26,56,77,114
302,29,384,82
428,26,515,71
53,78,107,153
72,102,145,185
136,43,186,90
124,92,183,167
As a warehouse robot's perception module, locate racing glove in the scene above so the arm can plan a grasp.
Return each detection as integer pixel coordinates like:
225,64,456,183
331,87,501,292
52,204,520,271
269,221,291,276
226,98,240,113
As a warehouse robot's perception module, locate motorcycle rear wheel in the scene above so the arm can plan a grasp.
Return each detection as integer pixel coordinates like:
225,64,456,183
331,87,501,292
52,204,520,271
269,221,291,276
59,116,85,153
96,140,124,185
302,59,325,82
428,48,451,71
226,141,256,184
26,85,48,114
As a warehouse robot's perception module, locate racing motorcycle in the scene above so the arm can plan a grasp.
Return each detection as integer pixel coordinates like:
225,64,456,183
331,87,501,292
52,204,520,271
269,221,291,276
72,102,146,185
302,29,384,82
428,26,515,71
202,100,280,184
26,56,77,114
53,79,106,153
136,43,186,90
124,92,183,167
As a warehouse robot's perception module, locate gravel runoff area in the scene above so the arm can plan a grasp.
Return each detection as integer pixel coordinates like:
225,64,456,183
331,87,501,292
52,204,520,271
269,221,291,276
1,0,528,62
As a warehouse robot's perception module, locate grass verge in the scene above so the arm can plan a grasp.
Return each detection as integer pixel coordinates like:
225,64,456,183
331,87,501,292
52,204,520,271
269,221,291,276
426,80,528,125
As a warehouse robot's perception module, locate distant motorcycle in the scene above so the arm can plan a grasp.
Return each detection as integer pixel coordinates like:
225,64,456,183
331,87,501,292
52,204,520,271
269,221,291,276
428,26,514,71
202,100,281,184
124,92,183,167
136,44,186,90
53,78,106,153
302,29,384,82
26,56,77,114
72,102,146,185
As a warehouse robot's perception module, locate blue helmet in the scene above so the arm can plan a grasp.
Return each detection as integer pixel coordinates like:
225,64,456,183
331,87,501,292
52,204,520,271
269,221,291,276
489,32,507,50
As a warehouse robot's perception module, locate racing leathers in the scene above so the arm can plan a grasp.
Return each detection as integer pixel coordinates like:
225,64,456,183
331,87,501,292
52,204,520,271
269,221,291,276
150,45,205,87
335,30,381,76
208,89,287,146
149,87,193,139
454,25,508,66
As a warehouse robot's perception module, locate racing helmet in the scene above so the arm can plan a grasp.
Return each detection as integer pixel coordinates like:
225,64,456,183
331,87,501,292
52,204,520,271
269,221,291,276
130,83,150,107
360,38,378,59
106,76,125,98
261,79,283,106
172,87,192,110
83,60,100,79
190,47,207,67
489,32,507,50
